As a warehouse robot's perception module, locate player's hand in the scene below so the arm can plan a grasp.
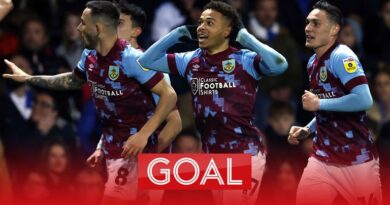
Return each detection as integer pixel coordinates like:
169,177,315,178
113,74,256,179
121,133,148,159
2,59,31,82
177,25,197,42
288,126,310,145
87,149,104,168
302,90,319,111
233,19,246,42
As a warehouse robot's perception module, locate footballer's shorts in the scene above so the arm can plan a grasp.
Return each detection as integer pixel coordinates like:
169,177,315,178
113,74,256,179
104,157,163,204
296,157,382,205
104,157,139,201
213,151,266,205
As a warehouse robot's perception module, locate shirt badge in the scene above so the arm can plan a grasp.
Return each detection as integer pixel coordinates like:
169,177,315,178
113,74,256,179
320,66,327,82
222,59,235,73
343,57,358,73
108,65,120,81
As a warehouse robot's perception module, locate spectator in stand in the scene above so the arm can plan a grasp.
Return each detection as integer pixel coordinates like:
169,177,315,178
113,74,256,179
258,101,307,205
368,69,390,127
56,11,83,70
37,139,74,205
0,54,34,178
17,170,50,205
74,167,105,205
364,0,390,70
161,129,215,205
367,68,390,205
259,160,300,205
151,0,209,42
248,0,303,93
20,17,69,75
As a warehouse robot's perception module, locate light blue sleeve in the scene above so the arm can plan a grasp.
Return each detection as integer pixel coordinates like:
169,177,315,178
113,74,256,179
318,47,373,112
138,26,193,74
306,118,317,133
331,47,365,86
170,50,198,77
319,84,373,112
241,50,262,80
123,48,163,86
76,49,91,72
236,29,288,76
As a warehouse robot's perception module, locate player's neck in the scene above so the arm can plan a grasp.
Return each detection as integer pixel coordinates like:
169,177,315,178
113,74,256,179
96,34,118,56
205,41,229,55
129,38,139,49
314,39,337,59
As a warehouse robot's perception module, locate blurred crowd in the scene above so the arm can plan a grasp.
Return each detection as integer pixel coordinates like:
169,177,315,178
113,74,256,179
0,0,390,205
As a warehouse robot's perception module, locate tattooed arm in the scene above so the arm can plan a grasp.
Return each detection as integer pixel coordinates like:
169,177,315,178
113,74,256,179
3,59,85,90
27,72,85,90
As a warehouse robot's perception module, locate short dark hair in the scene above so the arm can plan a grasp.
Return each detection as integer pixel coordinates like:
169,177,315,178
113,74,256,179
86,1,120,29
33,88,60,110
267,100,294,119
23,17,47,36
173,129,201,146
203,1,243,40
313,0,343,27
117,1,146,30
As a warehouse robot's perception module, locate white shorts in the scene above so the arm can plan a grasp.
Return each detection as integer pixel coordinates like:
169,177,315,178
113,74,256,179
213,151,266,205
297,157,382,205
104,158,139,201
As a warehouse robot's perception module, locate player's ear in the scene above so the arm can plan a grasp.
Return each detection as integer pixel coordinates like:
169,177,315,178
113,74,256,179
131,27,142,38
95,23,100,34
330,24,340,37
223,26,232,38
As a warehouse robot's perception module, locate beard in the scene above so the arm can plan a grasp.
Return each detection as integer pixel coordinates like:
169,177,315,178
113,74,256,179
82,31,99,49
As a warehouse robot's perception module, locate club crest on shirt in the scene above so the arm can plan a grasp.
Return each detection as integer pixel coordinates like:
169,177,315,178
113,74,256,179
343,57,358,73
222,59,235,73
108,65,120,81
320,66,327,82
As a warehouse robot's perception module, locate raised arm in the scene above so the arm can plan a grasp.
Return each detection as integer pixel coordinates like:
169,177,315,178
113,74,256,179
138,26,193,73
3,59,85,90
236,29,288,76
0,0,13,21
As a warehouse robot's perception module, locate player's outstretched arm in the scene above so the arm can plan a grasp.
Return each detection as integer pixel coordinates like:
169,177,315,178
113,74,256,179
302,85,373,112
235,28,288,76
157,109,182,152
0,0,12,21
138,26,194,73
121,79,177,158
3,59,85,90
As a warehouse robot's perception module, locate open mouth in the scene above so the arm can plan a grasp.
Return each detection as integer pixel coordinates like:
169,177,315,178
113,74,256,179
198,33,208,41
306,34,314,41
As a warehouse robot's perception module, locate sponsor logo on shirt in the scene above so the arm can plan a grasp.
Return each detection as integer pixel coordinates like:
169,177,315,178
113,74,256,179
90,81,124,99
191,78,236,95
316,91,336,99
343,58,358,73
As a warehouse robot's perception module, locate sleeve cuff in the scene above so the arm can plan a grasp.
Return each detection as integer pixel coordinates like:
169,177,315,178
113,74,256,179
345,76,368,91
73,67,86,80
143,72,164,90
253,55,264,76
167,54,179,75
